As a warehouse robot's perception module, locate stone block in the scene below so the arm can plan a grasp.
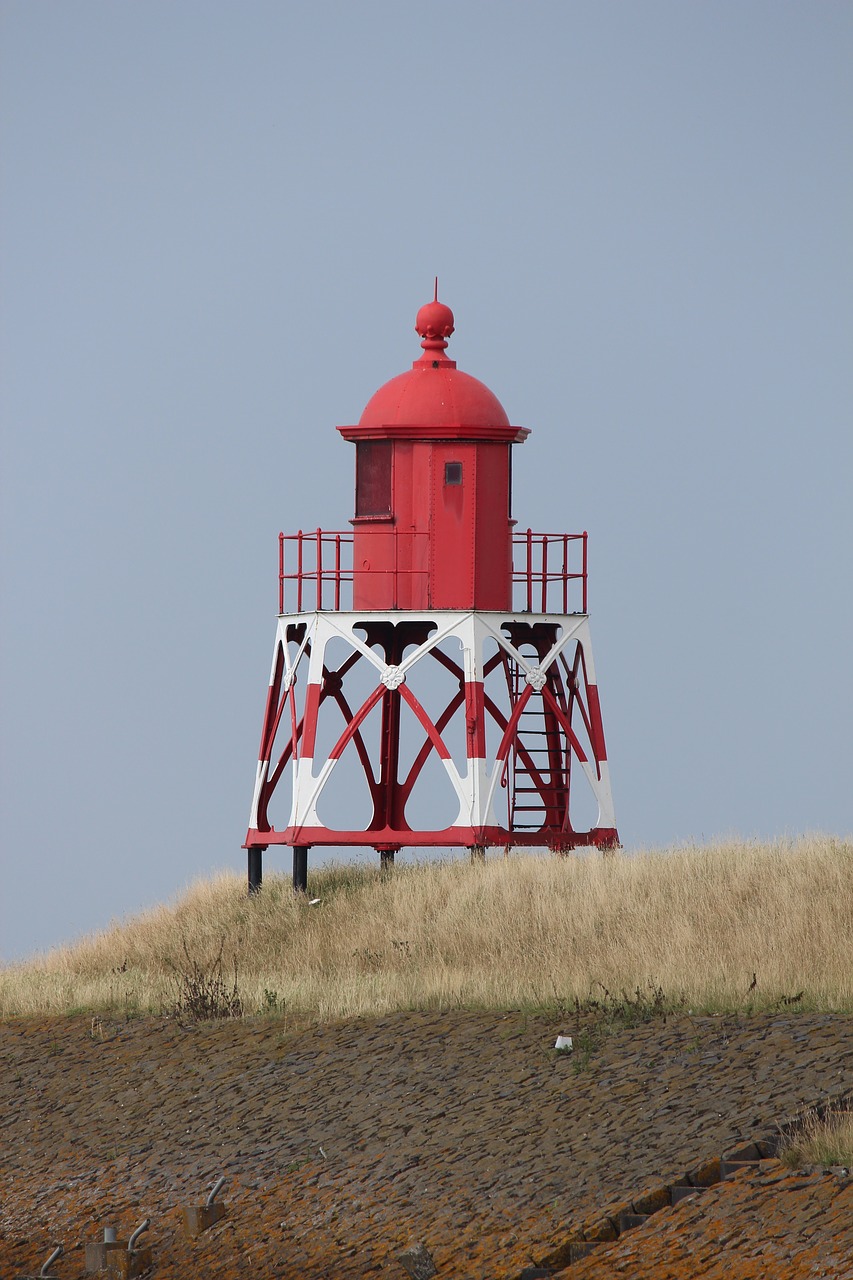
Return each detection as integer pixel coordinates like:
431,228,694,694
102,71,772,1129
688,1156,721,1187
670,1184,701,1206
105,1248,153,1279
616,1210,649,1232
720,1159,760,1181
582,1216,618,1242
603,1198,634,1225
537,1229,584,1271
397,1242,437,1279
85,1240,128,1272
569,1242,601,1261
632,1185,670,1215
182,1202,228,1237
723,1141,762,1162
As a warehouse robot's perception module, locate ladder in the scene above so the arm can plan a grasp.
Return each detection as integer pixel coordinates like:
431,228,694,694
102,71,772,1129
502,654,571,832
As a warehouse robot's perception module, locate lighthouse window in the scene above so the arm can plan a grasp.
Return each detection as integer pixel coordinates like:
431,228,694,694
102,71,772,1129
444,461,463,485
355,441,392,517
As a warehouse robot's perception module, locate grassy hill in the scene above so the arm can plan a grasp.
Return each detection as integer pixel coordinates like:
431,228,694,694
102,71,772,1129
3,834,850,1019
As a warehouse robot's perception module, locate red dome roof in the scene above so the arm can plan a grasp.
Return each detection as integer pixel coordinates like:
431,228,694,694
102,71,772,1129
358,362,511,429
357,297,510,430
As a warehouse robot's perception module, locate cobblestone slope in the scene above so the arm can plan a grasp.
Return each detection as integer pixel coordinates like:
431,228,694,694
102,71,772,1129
1,1010,850,1277
568,1162,852,1279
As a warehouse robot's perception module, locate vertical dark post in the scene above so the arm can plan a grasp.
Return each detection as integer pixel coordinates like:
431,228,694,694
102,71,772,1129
379,848,395,872
377,628,406,831
248,846,264,895
378,687,402,828
292,845,308,893
469,845,487,863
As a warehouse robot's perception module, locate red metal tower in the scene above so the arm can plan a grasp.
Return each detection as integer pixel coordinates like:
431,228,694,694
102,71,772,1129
244,293,618,891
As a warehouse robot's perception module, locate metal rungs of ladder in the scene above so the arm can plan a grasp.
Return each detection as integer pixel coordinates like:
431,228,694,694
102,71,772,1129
503,653,571,831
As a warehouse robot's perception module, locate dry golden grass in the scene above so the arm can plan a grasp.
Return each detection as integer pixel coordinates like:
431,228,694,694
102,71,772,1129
2,835,851,1019
781,1105,853,1168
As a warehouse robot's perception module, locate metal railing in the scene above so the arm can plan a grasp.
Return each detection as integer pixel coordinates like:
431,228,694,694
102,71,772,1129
513,529,588,614
278,528,588,614
279,530,351,613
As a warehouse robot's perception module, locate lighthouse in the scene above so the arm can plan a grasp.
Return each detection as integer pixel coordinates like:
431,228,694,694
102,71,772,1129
244,292,618,891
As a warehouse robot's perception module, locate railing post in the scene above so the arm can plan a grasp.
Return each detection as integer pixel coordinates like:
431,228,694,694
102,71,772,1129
526,528,533,613
316,527,323,610
297,531,303,613
541,535,548,612
279,532,285,615
563,534,569,614
334,534,341,610
509,533,514,607
582,531,588,613
346,530,354,604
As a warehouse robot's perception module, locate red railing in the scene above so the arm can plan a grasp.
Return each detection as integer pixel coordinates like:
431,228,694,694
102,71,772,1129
282,529,351,613
278,529,588,614
277,529,429,613
513,529,588,614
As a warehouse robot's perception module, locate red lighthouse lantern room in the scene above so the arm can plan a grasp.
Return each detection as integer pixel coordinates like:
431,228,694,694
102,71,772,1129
244,292,618,891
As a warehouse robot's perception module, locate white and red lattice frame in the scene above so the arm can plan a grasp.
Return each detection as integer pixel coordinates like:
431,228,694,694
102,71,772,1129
245,610,617,854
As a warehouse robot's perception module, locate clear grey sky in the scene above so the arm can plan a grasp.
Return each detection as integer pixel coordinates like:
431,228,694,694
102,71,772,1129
1,2,851,963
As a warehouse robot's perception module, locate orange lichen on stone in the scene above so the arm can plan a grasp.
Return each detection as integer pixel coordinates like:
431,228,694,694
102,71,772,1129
631,1184,671,1215
567,1167,853,1280
581,1216,619,1242
0,1011,850,1278
688,1155,722,1186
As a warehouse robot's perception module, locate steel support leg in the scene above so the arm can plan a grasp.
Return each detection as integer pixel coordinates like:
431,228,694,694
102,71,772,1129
292,845,308,893
379,849,396,871
470,845,487,863
248,846,264,895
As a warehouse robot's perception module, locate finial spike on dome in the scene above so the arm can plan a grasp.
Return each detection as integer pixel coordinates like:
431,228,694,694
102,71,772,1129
415,290,455,354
